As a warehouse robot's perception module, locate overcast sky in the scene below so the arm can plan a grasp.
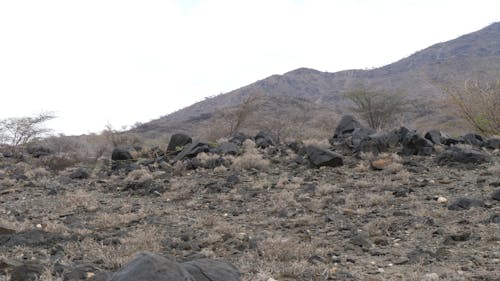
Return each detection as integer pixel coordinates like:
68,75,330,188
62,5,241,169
0,0,499,135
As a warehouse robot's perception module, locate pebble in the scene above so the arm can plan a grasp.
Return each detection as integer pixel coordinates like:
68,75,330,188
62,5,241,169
437,196,448,203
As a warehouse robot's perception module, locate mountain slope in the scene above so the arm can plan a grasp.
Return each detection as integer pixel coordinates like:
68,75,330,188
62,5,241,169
134,22,500,139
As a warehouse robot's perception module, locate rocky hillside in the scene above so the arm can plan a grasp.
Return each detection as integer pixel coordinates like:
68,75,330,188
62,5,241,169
134,22,500,139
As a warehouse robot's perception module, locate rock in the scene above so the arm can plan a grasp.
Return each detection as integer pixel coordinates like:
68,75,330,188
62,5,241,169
254,131,276,148
26,145,52,158
402,132,434,156
491,189,500,201
109,252,194,281
172,141,210,163
333,115,363,138
436,146,490,165
228,133,247,146
485,138,500,149
2,229,64,247
442,136,463,146
182,259,241,281
424,130,444,144
350,234,372,249
167,133,193,153
217,142,240,156
0,226,16,235
305,145,343,168
448,197,485,211
8,261,45,281
463,133,485,146
288,141,307,156
111,148,133,161
69,167,90,179
63,264,109,281
437,196,448,204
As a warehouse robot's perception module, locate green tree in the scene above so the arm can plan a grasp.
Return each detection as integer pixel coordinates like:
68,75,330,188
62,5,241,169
0,112,55,149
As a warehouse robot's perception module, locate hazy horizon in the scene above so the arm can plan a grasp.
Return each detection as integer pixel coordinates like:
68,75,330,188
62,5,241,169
1,0,499,135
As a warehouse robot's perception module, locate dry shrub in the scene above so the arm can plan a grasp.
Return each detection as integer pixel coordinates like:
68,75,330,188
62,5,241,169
64,225,163,270
125,168,153,185
25,167,51,180
316,183,339,196
232,140,270,171
39,153,80,172
302,138,330,150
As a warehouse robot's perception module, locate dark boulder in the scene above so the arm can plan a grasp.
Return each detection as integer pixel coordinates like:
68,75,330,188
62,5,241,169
333,115,363,138
485,138,500,150
350,127,376,148
463,133,485,146
254,131,276,148
182,259,241,281
448,197,485,210
172,141,210,163
216,142,240,156
354,131,389,154
1,229,64,247
109,252,194,281
436,146,490,165
402,132,434,156
167,134,192,153
69,167,90,179
111,148,133,161
287,141,307,156
492,189,500,201
306,145,343,168
26,145,52,158
228,133,247,146
424,130,444,144
442,136,463,146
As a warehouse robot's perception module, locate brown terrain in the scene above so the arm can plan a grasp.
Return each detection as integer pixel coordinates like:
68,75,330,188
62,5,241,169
1,22,499,281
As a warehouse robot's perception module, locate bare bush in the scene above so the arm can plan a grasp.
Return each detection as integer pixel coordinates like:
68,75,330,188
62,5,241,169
442,79,499,136
0,112,55,150
345,89,407,129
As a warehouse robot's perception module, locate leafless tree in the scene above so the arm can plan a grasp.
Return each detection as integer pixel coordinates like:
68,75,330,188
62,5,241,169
0,112,55,149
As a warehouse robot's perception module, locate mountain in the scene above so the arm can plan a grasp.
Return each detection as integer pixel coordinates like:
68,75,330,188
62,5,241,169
133,22,500,140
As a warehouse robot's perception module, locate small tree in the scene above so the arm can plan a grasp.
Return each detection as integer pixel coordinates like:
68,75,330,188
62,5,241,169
216,92,264,136
442,79,499,136
0,112,55,149
344,90,407,129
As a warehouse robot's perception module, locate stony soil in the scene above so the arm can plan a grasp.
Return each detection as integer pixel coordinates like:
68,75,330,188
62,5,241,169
0,143,499,281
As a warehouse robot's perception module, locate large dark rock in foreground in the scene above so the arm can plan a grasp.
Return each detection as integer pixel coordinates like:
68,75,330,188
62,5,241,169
172,141,210,163
109,252,241,281
437,146,490,165
167,133,193,153
109,252,194,281
182,259,241,281
402,132,434,156
306,145,343,168
254,131,276,148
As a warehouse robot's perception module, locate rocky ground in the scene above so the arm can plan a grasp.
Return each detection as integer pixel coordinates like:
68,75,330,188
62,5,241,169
0,126,499,280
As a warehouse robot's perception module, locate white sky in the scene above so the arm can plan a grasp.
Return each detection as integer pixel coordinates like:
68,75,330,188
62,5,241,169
0,0,499,135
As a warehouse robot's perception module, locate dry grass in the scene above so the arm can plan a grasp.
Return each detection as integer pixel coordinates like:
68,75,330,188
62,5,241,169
302,138,330,150
231,141,270,171
125,168,153,185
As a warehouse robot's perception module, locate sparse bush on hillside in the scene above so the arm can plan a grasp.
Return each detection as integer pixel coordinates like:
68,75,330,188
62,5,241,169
442,79,499,136
0,112,55,151
215,93,264,138
344,89,407,129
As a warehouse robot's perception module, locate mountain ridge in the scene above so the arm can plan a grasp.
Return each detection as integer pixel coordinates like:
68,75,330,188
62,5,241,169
134,22,500,140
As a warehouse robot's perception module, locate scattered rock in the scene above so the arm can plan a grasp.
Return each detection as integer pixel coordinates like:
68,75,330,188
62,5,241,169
254,131,276,148
491,189,500,201
333,115,363,138
437,146,490,165
26,145,52,158
402,132,434,156
108,252,194,281
448,197,485,211
182,259,241,281
228,133,247,146
69,167,90,179
172,141,210,163
425,130,445,144
485,138,500,149
437,196,448,204
305,145,343,168
217,142,240,156
463,133,485,146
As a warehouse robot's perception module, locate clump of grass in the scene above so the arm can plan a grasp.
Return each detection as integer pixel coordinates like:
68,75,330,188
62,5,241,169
231,140,270,171
125,168,153,186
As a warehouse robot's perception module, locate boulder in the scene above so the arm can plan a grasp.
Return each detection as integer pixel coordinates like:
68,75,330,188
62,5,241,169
333,115,363,138
287,141,307,156
172,141,210,163
228,133,247,146
448,197,485,210
167,134,192,153
306,145,343,168
69,167,90,179
424,130,444,144
402,133,434,156
111,148,133,161
182,259,241,281
254,131,276,148
491,189,500,201
216,142,240,156
436,146,490,165
485,138,500,150
26,145,52,158
463,133,485,146
109,252,194,281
